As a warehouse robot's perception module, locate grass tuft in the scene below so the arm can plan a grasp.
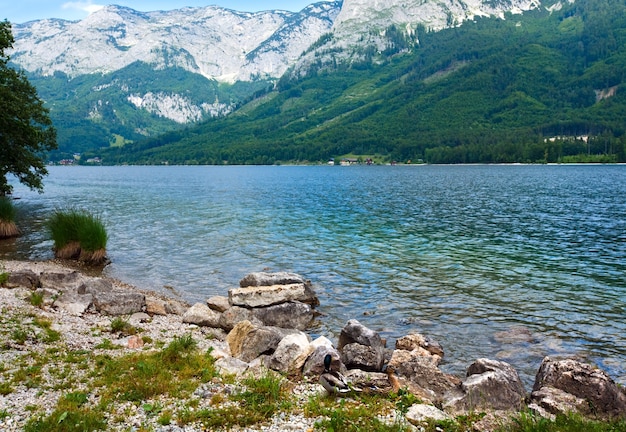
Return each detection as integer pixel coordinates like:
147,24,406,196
47,209,108,264
0,197,21,238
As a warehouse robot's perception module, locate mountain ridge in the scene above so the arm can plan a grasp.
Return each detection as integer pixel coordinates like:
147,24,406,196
8,0,624,164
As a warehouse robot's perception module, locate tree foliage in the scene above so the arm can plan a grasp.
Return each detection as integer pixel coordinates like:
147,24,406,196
0,20,57,195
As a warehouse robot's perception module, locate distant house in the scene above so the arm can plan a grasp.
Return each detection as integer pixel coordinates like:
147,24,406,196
340,158,358,166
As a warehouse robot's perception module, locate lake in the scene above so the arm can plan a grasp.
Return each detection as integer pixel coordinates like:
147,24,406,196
2,164,625,388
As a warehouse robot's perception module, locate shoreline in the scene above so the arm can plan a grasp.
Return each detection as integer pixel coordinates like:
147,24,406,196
1,259,625,431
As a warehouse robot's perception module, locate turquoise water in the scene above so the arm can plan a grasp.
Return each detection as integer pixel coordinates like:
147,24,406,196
2,164,625,387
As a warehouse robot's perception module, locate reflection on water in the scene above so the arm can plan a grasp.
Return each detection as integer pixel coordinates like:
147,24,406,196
2,164,625,388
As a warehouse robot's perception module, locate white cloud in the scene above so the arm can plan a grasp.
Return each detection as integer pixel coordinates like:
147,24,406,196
62,1,105,16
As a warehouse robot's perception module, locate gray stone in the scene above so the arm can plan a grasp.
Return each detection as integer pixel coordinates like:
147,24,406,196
303,344,344,377
252,301,314,330
92,289,145,315
6,270,40,289
531,357,626,419
269,332,313,375
230,283,314,308
207,295,230,312
165,300,187,316
215,357,249,377
341,342,385,372
338,319,385,351
53,290,93,315
40,271,83,290
528,386,589,419
338,320,384,371
240,272,306,287
226,321,285,363
406,404,452,426
182,303,221,327
129,312,151,324
219,305,262,331
239,272,319,306
388,352,460,400
443,358,526,414
77,278,113,294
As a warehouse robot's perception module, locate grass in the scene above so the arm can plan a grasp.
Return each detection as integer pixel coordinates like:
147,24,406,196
47,208,108,264
306,392,416,432
1,305,624,431
0,197,21,238
499,411,626,432
110,316,137,335
27,291,44,308
180,370,292,429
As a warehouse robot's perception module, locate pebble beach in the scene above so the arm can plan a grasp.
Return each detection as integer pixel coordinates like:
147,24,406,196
0,260,329,432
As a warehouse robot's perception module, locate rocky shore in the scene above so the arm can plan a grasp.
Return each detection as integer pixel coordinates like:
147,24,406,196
0,259,624,431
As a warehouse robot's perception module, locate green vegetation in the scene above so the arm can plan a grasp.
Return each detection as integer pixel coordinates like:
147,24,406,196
109,316,138,336
501,411,626,432
26,63,273,161
85,0,626,165
0,300,624,431
47,209,108,264
1,20,57,195
0,197,20,238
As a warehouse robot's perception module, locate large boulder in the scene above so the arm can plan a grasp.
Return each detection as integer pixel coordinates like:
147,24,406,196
53,290,93,315
77,277,114,294
269,332,313,375
338,320,385,371
530,357,626,420
239,272,319,306
39,271,83,291
230,283,315,308
252,301,315,330
226,320,297,363
341,343,384,372
182,303,221,327
443,358,527,414
91,289,146,315
302,337,343,377
5,270,40,289
219,306,263,331
388,351,460,401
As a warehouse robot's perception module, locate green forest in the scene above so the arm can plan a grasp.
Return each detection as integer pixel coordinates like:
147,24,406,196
84,0,626,165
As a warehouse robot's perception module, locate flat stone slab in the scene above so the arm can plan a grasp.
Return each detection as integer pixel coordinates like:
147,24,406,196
229,283,311,308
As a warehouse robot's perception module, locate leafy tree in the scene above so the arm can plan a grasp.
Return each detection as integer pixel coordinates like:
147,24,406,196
0,20,56,196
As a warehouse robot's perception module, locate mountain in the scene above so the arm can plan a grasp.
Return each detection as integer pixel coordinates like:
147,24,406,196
9,2,341,157
88,0,626,165
8,0,626,163
12,3,341,82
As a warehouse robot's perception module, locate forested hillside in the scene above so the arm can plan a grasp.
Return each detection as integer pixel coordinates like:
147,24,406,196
89,0,626,165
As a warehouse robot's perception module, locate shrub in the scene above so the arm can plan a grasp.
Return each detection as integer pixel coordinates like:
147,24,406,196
48,209,108,264
0,197,21,238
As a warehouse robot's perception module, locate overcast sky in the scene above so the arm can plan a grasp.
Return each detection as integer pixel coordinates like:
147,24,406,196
2,1,326,24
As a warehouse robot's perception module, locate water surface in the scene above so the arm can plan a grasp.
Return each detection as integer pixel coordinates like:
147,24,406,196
2,164,625,387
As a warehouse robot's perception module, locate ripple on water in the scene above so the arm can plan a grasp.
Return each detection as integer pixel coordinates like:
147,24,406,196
4,164,626,386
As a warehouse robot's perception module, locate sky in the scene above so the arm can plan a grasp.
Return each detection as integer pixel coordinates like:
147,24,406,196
2,0,324,24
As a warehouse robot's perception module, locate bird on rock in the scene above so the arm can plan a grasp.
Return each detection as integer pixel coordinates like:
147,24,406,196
319,354,359,395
